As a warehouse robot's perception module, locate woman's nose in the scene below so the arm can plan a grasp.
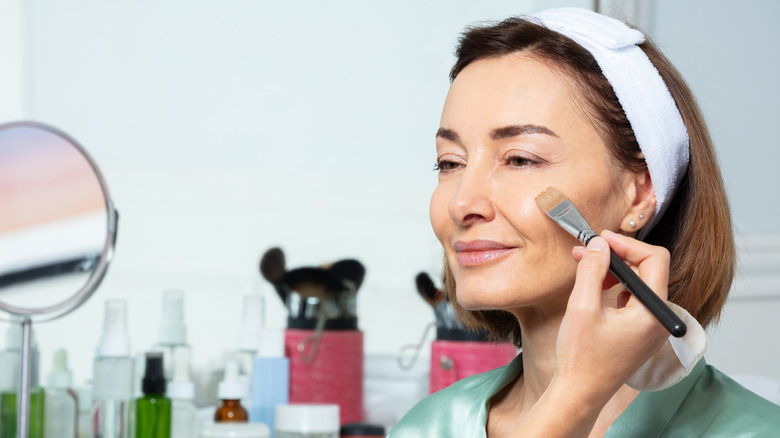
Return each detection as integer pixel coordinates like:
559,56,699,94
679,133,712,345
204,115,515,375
447,168,496,225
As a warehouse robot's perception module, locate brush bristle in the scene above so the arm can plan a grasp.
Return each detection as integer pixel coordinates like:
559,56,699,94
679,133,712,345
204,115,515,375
415,272,441,306
259,247,286,283
535,186,569,214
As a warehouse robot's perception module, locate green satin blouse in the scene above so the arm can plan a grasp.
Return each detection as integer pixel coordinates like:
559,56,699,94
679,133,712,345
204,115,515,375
389,354,780,437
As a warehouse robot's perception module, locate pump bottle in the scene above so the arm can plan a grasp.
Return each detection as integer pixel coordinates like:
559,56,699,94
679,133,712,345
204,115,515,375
214,361,248,423
154,290,190,381
135,352,171,438
44,348,78,438
93,299,135,438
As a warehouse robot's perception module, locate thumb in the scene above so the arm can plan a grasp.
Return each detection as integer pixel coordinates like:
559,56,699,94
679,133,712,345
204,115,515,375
569,236,611,311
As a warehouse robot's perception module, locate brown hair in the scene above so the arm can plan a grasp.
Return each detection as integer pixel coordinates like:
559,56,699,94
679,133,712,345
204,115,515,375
442,18,735,347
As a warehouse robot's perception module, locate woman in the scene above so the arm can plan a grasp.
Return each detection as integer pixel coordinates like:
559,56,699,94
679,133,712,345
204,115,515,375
390,7,780,437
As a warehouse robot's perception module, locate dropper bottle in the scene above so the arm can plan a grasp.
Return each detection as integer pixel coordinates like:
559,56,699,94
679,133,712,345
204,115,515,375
214,361,248,423
135,352,171,438
44,349,79,438
93,299,135,438
167,348,197,438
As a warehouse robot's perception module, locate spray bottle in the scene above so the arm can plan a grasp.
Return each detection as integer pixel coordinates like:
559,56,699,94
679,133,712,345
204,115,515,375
154,290,190,381
135,352,171,438
93,299,135,438
44,349,79,438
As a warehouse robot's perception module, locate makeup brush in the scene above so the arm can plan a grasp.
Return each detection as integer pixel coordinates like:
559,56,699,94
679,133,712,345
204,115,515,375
326,259,366,318
328,259,366,293
259,247,287,303
414,272,466,331
415,272,441,307
535,186,686,338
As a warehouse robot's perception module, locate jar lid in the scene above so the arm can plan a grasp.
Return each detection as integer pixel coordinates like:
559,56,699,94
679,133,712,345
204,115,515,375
340,422,385,435
275,404,339,432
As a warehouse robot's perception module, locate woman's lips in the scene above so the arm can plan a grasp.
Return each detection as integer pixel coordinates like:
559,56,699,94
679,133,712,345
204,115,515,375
454,240,515,267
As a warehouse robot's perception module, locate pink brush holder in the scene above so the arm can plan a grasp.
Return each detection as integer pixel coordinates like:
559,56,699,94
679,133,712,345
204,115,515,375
429,339,518,393
284,328,363,425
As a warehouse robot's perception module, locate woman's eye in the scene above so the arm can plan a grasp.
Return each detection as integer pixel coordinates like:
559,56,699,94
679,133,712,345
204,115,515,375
433,160,463,172
507,156,532,167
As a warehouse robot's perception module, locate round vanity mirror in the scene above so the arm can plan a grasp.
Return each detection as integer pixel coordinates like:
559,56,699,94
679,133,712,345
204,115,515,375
0,121,118,438
0,121,117,321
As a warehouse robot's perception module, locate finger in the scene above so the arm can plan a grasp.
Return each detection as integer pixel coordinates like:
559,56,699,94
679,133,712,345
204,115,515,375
573,245,620,290
602,230,669,300
568,236,611,311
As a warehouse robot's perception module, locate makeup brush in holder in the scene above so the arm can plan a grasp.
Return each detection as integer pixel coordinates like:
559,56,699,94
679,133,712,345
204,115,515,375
415,272,518,393
259,247,365,425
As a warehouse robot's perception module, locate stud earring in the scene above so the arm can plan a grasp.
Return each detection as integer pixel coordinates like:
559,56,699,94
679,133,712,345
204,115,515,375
629,220,636,228
639,214,645,220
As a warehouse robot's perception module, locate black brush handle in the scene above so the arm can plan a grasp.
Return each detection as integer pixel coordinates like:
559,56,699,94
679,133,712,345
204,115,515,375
609,251,687,338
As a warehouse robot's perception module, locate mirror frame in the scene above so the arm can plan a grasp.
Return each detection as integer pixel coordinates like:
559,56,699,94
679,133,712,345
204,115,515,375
0,120,118,322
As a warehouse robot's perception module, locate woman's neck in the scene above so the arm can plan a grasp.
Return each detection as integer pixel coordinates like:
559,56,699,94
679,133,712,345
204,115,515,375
487,302,640,438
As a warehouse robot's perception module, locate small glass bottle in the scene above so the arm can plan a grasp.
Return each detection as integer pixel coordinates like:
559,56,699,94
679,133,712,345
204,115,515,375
168,348,197,438
214,361,248,423
135,352,171,438
44,349,78,438
93,299,135,438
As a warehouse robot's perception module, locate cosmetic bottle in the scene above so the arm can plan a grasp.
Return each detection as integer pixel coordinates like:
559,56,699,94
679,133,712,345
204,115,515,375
0,340,18,437
76,384,94,438
155,290,191,381
250,330,288,435
214,361,248,423
168,348,197,438
236,294,263,415
0,321,45,438
135,352,171,438
93,299,135,438
44,348,79,438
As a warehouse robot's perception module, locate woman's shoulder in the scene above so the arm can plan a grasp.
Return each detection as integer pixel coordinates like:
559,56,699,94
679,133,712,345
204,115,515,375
667,363,780,435
388,357,521,438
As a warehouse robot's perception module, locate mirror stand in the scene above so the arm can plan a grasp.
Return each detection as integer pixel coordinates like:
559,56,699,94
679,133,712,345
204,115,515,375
17,318,32,438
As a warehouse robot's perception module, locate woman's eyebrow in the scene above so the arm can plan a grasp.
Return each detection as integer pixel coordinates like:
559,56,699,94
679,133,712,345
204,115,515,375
436,125,559,143
491,124,559,139
435,127,460,143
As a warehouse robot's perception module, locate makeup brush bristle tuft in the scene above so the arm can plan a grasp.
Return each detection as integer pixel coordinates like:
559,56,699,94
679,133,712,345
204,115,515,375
259,247,286,284
415,272,442,307
535,186,569,214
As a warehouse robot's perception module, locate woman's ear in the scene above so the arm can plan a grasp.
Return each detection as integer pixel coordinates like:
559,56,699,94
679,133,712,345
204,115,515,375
619,171,656,233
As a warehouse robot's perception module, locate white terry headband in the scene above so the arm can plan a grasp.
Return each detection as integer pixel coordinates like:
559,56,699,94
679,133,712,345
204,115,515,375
525,7,690,238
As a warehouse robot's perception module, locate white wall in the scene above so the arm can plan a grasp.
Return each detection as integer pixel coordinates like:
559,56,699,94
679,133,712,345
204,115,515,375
1,0,589,391
649,0,780,392
1,0,778,408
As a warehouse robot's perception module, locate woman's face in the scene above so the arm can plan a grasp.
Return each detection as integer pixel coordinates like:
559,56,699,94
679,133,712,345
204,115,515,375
431,53,635,314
